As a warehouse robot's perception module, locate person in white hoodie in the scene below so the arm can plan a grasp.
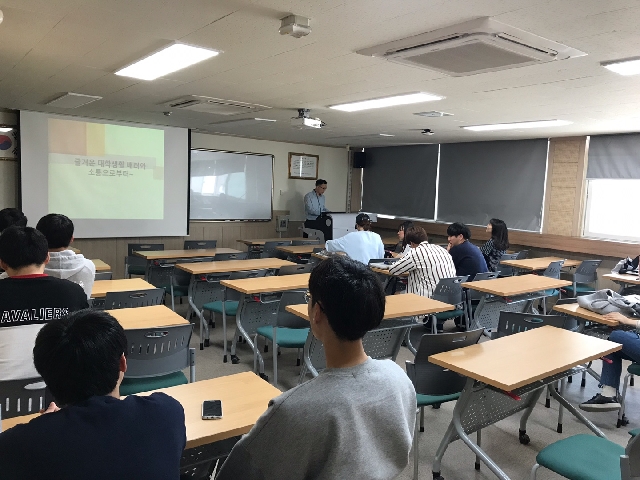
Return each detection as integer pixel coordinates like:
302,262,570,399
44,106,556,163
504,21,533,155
325,213,384,265
36,214,95,299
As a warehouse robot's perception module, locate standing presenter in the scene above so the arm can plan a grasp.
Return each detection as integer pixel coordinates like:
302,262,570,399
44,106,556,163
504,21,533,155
304,179,329,228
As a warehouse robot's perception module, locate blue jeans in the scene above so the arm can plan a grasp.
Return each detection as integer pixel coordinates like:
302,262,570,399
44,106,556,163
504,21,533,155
601,330,640,390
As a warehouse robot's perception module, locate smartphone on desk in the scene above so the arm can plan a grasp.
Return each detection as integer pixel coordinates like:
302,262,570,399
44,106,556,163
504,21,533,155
202,400,223,420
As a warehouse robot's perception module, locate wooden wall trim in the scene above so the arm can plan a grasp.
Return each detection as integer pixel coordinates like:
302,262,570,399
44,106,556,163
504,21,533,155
374,218,640,259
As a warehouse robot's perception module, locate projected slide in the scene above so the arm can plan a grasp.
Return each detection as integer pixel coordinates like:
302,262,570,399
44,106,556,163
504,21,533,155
48,119,164,219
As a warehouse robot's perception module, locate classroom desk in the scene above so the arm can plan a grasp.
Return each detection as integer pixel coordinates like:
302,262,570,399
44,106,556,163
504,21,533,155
428,326,621,480
287,294,455,380
603,272,640,293
134,248,241,261
108,304,189,329
464,274,571,332
220,274,311,374
90,259,111,272
275,245,317,261
500,257,581,272
2,372,281,451
91,278,155,298
552,303,619,327
70,247,81,254
176,258,295,275
238,238,307,258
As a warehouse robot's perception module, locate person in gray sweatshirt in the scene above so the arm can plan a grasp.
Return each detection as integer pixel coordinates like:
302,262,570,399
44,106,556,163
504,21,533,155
36,214,95,299
216,255,416,480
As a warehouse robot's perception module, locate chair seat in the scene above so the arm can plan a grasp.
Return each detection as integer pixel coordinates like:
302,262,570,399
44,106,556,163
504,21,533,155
536,434,624,480
416,392,460,407
120,371,188,396
543,288,559,296
127,265,146,276
629,428,640,437
628,363,640,376
256,326,309,348
563,283,594,294
435,309,464,321
203,300,239,316
171,285,189,297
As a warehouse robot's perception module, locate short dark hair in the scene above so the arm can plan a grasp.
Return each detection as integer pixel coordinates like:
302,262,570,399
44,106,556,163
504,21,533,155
489,218,509,251
36,213,74,249
0,208,27,232
398,220,414,248
405,226,428,245
447,222,471,240
33,310,127,406
315,179,327,187
309,255,384,341
0,226,48,270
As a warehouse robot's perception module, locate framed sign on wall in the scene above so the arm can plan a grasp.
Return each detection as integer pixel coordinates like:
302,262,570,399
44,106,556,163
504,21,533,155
288,152,319,179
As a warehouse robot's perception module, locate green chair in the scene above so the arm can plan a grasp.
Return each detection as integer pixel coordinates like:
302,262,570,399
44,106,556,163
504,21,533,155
561,260,601,298
119,323,195,396
405,328,484,480
618,362,640,428
531,432,640,480
430,276,469,332
255,290,309,385
125,243,163,278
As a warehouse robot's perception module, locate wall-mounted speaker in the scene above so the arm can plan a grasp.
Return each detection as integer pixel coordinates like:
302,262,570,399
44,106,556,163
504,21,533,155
353,151,366,168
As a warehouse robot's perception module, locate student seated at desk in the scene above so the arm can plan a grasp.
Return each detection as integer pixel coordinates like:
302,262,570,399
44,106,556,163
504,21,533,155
0,207,27,233
217,256,416,480
325,213,384,264
0,310,186,480
391,220,414,258
580,312,640,411
446,222,488,280
389,226,456,298
480,218,509,272
0,226,88,381
36,213,95,299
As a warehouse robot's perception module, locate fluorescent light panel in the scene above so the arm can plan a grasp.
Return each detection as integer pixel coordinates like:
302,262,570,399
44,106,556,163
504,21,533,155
116,44,219,81
602,58,640,76
463,120,572,132
0,127,13,132
330,92,443,112
379,133,395,137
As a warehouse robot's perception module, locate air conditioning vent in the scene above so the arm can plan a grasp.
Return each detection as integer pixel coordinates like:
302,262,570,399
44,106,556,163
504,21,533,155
163,96,271,116
357,17,585,76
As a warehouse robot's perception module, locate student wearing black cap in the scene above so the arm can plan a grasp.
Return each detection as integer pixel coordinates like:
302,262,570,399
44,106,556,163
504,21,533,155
325,213,384,264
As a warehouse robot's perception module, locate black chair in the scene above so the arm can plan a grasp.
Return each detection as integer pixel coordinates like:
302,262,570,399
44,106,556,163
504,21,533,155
104,288,165,309
261,241,292,259
291,239,320,246
214,252,248,261
498,253,519,277
430,276,469,332
516,250,530,260
0,377,46,419
277,264,315,276
465,271,500,327
94,271,113,280
125,243,164,278
495,311,566,339
184,240,217,250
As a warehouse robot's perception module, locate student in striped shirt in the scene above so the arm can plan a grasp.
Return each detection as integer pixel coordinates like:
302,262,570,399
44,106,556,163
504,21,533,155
389,226,456,299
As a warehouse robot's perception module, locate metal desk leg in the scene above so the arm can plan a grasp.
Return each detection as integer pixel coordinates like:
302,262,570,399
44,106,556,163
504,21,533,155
222,289,228,362
187,285,205,351
548,385,606,437
518,388,545,445
404,328,417,356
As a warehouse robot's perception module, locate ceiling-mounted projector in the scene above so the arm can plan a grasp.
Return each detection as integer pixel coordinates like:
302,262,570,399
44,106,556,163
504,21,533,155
291,109,324,129
280,15,311,38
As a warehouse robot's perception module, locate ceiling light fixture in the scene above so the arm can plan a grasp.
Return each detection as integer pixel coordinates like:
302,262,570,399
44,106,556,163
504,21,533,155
330,92,443,112
379,133,395,137
115,43,220,81
0,127,13,133
602,57,640,76
462,119,572,131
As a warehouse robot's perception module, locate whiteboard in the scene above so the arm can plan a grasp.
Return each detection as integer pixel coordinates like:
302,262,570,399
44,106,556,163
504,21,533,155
190,149,273,221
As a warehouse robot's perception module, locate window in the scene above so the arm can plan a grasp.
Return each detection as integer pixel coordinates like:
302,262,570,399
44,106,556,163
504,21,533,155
583,179,640,241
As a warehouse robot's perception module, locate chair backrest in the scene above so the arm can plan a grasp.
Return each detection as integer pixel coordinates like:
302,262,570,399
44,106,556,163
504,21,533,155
188,273,231,310
575,260,602,283
126,243,164,267
516,250,529,260
497,253,519,276
124,324,193,378
431,276,468,306
277,264,314,276
312,247,324,253
261,241,292,258
275,290,309,328
104,288,165,309
172,259,210,287
183,240,217,250
94,271,113,280
291,239,320,246
214,252,248,261
226,269,268,301
407,329,483,396
543,260,565,279
466,272,499,301
496,311,566,338
0,378,46,420
146,262,175,288
623,430,640,479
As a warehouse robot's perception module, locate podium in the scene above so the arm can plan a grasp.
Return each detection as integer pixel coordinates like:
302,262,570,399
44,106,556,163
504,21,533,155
304,213,333,241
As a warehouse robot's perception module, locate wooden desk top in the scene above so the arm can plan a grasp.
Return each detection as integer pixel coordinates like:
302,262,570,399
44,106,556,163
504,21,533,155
1,372,281,450
464,274,571,297
238,237,306,246
500,257,581,271
90,259,111,272
552,303,619,326
604,273,640,286
91,278,155,298
108,305,190,329
429,326,621,391
370,265,407,277
221,273,310,294
276,245,317,255
286,293,454,321
134,248,241,260
176,258,295,275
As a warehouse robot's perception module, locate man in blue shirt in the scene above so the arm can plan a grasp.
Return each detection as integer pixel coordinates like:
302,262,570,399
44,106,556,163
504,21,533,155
304,179,328,226
447,222,488,280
